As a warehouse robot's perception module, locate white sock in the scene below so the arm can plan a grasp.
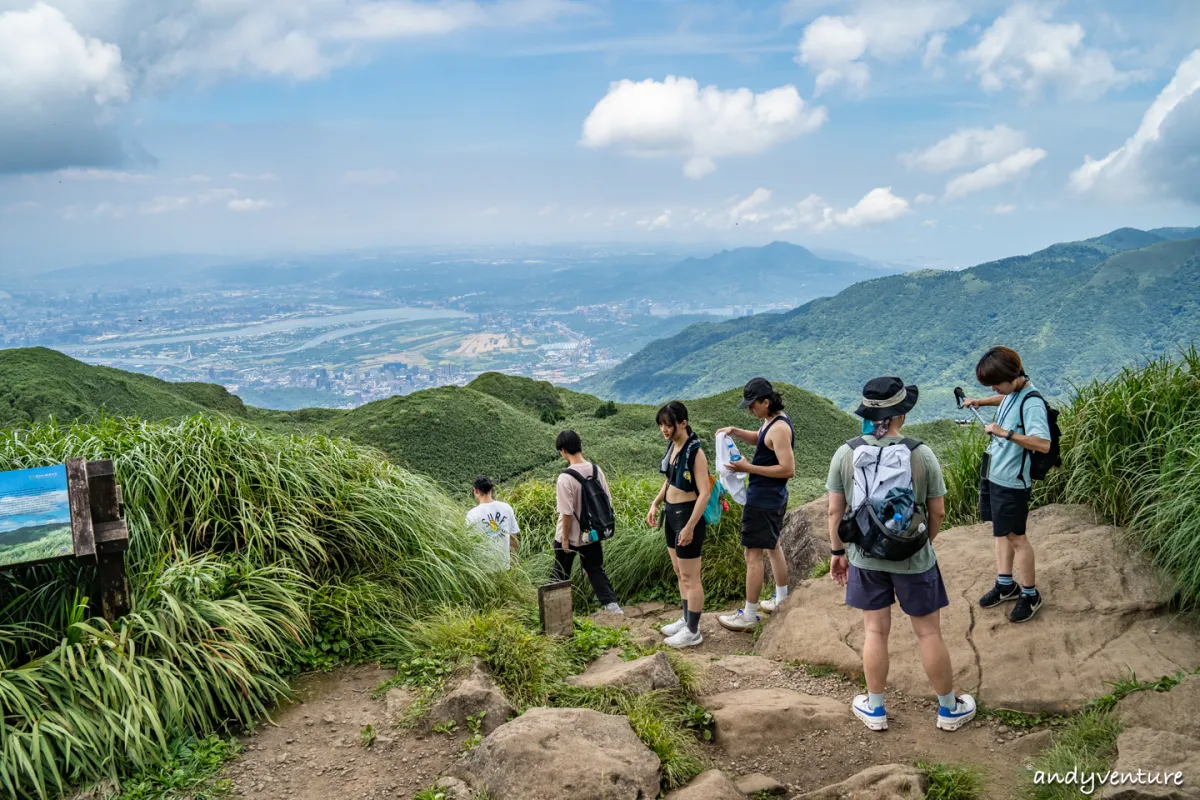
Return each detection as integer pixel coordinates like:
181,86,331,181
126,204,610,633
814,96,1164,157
775,585,788,602
743,601,758,616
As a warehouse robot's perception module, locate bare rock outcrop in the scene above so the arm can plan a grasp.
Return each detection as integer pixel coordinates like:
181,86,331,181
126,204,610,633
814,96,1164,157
567,650,680,693
791,764,927,800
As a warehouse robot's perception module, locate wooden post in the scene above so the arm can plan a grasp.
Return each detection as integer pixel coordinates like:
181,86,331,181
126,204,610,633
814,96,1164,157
65,458,95,561
86,460,130,620
537,580,574,638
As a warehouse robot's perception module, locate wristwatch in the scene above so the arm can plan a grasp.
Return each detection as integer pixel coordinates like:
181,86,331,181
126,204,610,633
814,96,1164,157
1005,429,1015,440
830,548,846,556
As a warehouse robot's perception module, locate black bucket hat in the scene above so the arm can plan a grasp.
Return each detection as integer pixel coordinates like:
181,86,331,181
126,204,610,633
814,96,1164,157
854,377,919,421
738,377,774,409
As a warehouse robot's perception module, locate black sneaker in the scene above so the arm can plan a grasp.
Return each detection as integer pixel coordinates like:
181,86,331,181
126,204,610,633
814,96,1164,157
978,582,1020,608
1009,592,1043,623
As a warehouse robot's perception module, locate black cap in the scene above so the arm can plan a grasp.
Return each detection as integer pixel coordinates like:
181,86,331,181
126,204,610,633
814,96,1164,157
854,377,919,421
738,377,774,409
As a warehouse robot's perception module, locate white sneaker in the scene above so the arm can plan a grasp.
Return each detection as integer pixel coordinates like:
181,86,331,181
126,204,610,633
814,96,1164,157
717,609,760,632
760,595,784,613
602,603,624,615
664,628,703,648
852,694,888,731
660,617,687,637
936,693,977,731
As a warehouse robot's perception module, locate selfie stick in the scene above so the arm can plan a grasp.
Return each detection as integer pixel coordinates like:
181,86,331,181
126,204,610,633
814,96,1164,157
954,387,990,428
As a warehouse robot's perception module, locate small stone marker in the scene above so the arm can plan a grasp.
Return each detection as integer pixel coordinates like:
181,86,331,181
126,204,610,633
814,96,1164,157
538,580,574,638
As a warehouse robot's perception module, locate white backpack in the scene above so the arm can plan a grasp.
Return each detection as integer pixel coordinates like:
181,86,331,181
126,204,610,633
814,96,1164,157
838,437,929,561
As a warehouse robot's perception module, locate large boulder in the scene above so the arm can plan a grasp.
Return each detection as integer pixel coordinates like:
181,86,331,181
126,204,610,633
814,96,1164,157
793,764,927,800
757,505,1200,712
666,769,745,800
426,664,516,735
1094,676,1200,799
1118,675,1200,739
568,650,680,693
704,688,848,757
451,707,661,800
767,499,826,589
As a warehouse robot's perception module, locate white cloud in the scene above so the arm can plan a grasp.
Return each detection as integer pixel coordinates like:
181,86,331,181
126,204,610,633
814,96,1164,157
228,197,271,212
637,210,672,230
944,146,1046,199
343,168,399,185
796,0,969,95
914,193,936,204
903,125,1026,173
1070,49,1200,200
728,188,773,225
188,173,211,182
964,3,1133,100
230,172,279,181
141,195,191,215
775,186,910,231
0,3,130,172
538,203,558,216
580,75,827,178
328,0,582,41
920,218,938,228
990,203,1017,214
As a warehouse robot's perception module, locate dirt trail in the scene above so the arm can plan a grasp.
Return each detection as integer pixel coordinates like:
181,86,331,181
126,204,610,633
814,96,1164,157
220,603,1041,800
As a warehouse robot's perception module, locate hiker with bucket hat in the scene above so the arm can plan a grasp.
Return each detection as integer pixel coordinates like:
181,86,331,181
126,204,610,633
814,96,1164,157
716,377,794,632
827,377,976,733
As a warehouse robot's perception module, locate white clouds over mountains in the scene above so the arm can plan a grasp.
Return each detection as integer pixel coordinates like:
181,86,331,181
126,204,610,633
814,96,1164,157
904,124,1046,200
580,76,827,179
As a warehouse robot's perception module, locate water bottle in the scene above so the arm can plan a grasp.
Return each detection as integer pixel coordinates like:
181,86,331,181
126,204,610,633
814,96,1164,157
726,438,742,462
885,512,902,532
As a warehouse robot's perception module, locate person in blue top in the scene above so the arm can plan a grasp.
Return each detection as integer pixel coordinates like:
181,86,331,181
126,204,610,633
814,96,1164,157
716,377,795,632
962,346,1052,623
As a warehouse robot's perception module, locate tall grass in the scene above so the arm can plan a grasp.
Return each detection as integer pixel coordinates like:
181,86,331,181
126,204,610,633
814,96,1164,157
941,348,1200,607
0,415,520,799
942,425,988,527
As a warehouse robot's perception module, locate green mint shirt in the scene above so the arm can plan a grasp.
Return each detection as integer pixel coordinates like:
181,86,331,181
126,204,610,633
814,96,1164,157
825,435,947,575
985,383,1051,490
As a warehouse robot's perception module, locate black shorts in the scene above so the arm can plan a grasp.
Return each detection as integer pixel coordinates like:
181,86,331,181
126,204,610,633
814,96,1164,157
741,504,784,550
980,478,1031,537
664,501,706,559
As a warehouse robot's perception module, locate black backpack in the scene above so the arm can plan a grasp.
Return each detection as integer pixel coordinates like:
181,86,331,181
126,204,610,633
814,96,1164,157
562,464,616,543
1018,391,1062,482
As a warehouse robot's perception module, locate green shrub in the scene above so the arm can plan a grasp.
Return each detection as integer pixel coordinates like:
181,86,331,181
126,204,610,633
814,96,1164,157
919,762,983,800
594,401,619,419
942,425,987,527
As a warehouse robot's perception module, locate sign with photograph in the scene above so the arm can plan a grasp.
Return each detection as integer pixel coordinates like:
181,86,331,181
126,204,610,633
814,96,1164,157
0,465,73,568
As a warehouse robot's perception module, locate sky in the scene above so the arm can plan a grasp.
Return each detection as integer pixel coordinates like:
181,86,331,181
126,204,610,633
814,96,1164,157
1,0,1199,273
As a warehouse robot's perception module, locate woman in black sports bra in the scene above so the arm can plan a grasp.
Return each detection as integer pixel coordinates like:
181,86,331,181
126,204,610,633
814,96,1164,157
646,400,710,648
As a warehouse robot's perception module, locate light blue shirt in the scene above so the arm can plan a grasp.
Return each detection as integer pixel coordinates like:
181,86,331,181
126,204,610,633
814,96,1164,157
986,383,1051,489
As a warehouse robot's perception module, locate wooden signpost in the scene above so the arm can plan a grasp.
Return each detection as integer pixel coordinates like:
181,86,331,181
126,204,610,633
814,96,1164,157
0,458,130,620
537,580,574,638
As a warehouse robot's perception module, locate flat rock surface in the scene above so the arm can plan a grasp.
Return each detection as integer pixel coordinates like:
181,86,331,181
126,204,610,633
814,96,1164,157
452,707,660,800
757,505,1200,712
567,649,680,692
704,689,850,757
1097,728,1200,799
666,769,746,800
793,763,927,800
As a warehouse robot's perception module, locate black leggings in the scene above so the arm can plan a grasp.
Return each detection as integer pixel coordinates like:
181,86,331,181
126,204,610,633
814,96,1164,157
552,540,618,606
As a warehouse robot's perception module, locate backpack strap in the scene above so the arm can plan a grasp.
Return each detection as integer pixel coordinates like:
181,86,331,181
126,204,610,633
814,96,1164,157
846,436,868,449
900,437,923,450
1016,391,1047,488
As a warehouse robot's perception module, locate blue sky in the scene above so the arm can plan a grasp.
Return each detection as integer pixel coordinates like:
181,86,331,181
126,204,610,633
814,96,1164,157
0,465,70,534
1,0,1198,272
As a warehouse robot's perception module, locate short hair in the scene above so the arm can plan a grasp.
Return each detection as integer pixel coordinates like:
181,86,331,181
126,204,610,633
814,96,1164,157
555,429,582,455
764,391,785,415
976,346,1025,386
655,401,693,435
473,475,494,495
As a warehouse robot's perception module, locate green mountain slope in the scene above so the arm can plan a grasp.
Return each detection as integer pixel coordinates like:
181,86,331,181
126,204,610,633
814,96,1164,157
582,229,1200,419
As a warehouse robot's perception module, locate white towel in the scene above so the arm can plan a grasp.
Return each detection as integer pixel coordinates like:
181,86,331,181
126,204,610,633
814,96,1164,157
714,431,748,505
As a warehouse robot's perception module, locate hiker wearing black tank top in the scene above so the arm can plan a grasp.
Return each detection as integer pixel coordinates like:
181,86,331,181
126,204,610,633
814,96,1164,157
647,401,710,649
716,377,795,632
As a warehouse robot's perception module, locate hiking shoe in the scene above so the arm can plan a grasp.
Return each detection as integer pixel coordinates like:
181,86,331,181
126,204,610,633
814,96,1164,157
852,694,888,731
936,694,977,731
717,609,761,632
760,595,783,613
660,617,687,637
1008,592,1042,623
978,582,1020,608
602,603,624,615
664,628,704,648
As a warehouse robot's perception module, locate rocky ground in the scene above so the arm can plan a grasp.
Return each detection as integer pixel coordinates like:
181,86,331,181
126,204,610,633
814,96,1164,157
217,503,1200,800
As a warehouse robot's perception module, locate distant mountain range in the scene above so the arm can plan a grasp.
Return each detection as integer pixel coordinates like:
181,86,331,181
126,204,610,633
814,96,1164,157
581,226,1200,419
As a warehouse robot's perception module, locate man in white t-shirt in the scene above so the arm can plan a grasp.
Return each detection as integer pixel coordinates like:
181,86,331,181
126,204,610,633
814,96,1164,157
465,475,519,569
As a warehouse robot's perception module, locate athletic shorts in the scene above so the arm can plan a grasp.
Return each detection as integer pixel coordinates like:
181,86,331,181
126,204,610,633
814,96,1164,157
980,478,1032,537
741,504,784,550
845,563,950,617
664,501,706,560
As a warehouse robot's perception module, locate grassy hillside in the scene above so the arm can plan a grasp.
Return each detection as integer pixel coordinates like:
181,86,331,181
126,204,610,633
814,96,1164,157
582,229,1200,418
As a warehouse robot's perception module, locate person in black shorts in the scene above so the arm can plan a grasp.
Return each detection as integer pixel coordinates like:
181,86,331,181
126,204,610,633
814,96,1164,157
646,401,710,648
717,377,795,632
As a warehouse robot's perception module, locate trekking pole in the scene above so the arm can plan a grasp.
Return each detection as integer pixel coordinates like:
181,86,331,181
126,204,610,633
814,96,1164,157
953,386,993,433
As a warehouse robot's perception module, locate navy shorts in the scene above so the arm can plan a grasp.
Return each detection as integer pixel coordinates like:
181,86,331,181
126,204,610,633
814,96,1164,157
664,501,706,560
845,563,950,618
741,505,784,550
980,479,1031,537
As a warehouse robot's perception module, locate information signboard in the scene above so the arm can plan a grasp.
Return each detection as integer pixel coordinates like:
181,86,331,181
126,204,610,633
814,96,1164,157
0,465,73,568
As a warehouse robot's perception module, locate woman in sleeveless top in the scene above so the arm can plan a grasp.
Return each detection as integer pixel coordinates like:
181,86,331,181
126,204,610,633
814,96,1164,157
646,401,710,648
